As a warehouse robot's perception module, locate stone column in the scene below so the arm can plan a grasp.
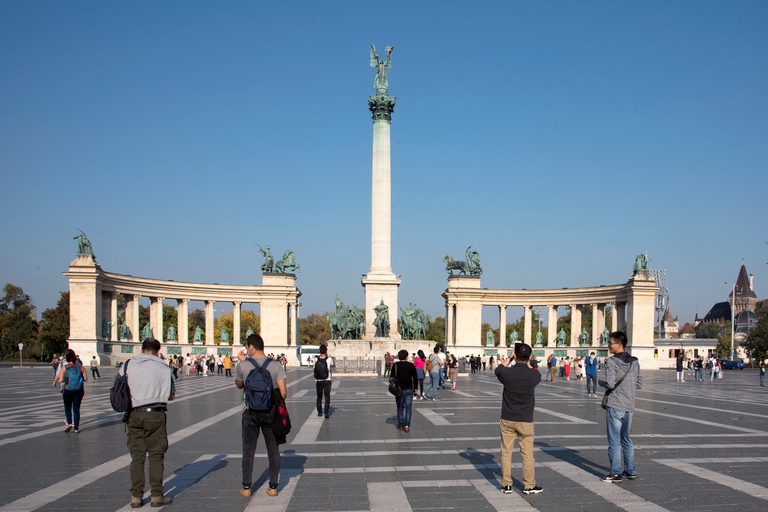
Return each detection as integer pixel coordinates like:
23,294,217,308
595,304,606,346
498,305,506,348
150,297,164,343
361,93,400,341
233,302,242,346
110,293,118,341
547,305,557,346
445,303,453,346
445,276,482,346
177,299,189,344
100,292,111,340
571,305,582,347
523,305,532,345
205,300,215,345
591,303,598,347
291,302,299,346
610,302,617,333
617,302,626,331
126,295,140,343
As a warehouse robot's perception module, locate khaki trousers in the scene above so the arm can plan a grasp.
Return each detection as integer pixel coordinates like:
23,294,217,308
549,366,557,382
500,419,535,488
127,411,168,497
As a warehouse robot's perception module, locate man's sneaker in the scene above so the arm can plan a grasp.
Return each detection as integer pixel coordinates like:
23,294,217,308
500,485,514,494
130,496,143,508
622,470,637,480
523,486,543,495
600,474,622,483
317,412,323,417
267,485,278,497
239,487,251,497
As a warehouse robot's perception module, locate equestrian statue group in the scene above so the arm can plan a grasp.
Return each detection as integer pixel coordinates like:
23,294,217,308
257,243,300,274
399,303,431,340
443,246,482,276
326,296,365,340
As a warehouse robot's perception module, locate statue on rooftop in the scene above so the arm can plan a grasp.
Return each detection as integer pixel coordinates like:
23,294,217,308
73,229,94,256
633,252,651,273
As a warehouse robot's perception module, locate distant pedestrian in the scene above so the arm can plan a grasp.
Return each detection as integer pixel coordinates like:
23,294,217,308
122,338,175,508
448,354,459,390
564,357,571,380
694,356,703,381
760,362,765,387
314,344,334,418
495,343,543,495
383,352,391,378
675,354,685,382
392,349,418,432
548,354,557,382
236,334,287,498
90,356,101,379
585,352,598,397
438,347,446,388
51,354,60,378
54,349,87,433
414,350,426,399
598,331,642,483
217,355,224,375
424,346,443,400
224,355,232,377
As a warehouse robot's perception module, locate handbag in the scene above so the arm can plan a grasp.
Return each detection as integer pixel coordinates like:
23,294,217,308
388,363,402,398
601,357,636,410
425,358,433,371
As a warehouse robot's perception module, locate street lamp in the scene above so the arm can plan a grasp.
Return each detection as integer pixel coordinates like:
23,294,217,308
725,281,736,361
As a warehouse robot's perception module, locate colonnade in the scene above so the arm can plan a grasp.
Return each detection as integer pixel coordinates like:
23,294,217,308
442,273,657,352
65,254,301,362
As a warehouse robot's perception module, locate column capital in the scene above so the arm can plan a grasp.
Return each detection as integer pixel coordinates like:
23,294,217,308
233,301,241,307
499,304,506,311
177,298,189,304
368,95,396,121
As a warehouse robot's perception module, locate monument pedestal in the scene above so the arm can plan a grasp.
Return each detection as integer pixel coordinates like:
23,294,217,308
362,273,401,341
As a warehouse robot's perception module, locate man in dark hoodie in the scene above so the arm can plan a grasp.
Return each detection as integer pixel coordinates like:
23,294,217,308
598,331,642,483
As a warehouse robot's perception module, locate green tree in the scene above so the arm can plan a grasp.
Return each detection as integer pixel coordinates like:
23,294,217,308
745,302,768,363
38,292,70,357
214,312,233,345
240,310,260,344
0,284,39,358
696,322,726,339
300,313,330,345
426,316,445,344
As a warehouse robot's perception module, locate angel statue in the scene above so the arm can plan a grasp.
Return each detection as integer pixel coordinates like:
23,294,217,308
370,44,393,95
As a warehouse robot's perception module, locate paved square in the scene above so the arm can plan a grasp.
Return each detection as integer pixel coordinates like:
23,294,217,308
1,365,767,511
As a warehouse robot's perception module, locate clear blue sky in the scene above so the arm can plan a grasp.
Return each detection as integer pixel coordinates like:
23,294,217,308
1,1,766,328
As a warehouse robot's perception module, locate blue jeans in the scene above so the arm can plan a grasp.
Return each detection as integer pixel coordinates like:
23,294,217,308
396,391,413,428
424,370,440,399
586,374,597,395
695,368,703,381
606,408,635,476
760,373,764,386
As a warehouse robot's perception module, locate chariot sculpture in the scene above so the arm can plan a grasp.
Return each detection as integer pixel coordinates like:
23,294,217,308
443,246,482,276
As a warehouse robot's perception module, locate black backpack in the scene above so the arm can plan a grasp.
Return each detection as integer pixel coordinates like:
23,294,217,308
314,356,329,380
110,360,132,412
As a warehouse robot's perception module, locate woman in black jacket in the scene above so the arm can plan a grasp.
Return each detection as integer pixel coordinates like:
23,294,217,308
392,349,418,432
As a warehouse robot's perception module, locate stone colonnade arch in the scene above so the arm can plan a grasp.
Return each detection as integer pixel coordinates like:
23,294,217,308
442,272,659,369
64,254,300,364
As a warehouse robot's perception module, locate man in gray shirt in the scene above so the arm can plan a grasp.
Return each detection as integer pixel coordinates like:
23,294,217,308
598,331,642,483
121,338,175,508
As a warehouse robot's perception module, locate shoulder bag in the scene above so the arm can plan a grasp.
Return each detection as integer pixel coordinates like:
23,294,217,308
601,357,637,410
388,363,402,398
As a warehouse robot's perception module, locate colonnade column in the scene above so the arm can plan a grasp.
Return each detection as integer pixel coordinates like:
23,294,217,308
150,297,164,343
591,303,599,347
547,305,557,346
205,300,215,345
595,304,606,346
446,304,454,346
570,305,582,347
233,302,242,346
498,305,506,348
523,305,532,345
291,302,299,346
126,295,140,342
610,302,617,333
177,299,189,344
617,302,626,331
110,293,118,341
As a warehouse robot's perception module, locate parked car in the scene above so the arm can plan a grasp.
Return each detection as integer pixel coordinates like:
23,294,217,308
718,358,745,370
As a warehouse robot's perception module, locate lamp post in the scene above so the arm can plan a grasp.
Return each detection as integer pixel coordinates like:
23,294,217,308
725,281,736,361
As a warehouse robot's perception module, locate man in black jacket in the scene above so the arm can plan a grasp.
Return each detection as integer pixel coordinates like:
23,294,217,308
495,343,542,495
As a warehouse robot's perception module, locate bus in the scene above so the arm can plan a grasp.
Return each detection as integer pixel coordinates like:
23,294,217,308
298,345,321,366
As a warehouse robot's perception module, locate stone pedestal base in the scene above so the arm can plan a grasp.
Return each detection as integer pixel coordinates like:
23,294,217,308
362,273,401,341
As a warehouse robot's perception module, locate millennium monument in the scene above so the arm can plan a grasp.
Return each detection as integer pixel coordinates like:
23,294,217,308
361,44,401,341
